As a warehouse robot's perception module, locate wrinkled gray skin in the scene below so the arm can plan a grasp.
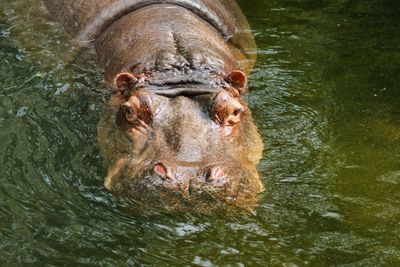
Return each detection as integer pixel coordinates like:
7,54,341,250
44,0,264,213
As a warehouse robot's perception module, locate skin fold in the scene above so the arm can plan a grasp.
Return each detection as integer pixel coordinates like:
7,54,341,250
44,0,264,213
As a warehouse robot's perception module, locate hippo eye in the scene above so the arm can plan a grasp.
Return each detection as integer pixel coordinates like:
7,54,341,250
123,105,139,123
233,108,243,117
213,91,246,128
121,92,153,128
226,108,244,126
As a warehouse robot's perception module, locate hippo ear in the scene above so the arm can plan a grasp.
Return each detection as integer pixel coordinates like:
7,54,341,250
114,73,138,95
225,70,247,94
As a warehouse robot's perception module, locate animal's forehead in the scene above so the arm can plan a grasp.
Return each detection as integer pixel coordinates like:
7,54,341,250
147,95,220,144
139,94,217,156
150,94,213,119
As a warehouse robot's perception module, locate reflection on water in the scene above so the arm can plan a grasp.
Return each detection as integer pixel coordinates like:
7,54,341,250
1,0,399,265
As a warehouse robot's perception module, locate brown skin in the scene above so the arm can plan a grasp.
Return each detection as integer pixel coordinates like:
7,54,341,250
98,85,264,213
94,4,254,83
45,1,263,212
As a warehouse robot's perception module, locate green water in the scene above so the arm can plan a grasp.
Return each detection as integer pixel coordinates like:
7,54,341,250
1,0,399,265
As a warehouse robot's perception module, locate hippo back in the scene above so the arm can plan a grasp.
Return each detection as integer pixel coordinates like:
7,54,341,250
44,0,257,78
43,0,254,46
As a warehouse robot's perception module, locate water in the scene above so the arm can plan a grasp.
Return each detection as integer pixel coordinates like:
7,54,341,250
1,0,399,265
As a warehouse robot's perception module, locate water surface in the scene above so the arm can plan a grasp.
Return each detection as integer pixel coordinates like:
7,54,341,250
0,0,399,265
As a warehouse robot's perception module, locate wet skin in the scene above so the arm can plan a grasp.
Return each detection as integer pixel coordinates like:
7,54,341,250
98,85,264,212
44,1,264,212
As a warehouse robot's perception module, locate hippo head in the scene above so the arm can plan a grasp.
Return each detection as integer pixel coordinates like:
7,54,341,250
98,71,264,213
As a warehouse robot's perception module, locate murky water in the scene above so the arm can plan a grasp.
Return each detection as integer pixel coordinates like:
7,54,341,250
1,0,399,265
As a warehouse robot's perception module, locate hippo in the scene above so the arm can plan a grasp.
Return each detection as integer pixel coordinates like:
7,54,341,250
44,0,264,213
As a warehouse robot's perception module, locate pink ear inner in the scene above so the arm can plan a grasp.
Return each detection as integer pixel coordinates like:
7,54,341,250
226,70,247,92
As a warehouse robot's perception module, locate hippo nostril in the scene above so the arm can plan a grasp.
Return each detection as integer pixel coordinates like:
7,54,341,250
206,166,226,182
154,163,173,180
154,163,167,175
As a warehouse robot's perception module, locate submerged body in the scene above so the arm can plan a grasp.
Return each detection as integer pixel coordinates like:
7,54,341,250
44,0,264,212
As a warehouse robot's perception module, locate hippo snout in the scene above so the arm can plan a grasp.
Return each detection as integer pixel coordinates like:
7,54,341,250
152,163,230,193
